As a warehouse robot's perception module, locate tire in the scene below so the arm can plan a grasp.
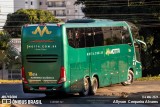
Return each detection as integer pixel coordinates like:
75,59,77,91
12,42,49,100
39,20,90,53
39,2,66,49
23,85,29,93
121,70,134,86
90,77,98,95
79,77,90,96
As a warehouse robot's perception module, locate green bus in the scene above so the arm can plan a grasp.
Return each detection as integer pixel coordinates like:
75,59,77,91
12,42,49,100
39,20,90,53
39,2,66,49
21,19,146,96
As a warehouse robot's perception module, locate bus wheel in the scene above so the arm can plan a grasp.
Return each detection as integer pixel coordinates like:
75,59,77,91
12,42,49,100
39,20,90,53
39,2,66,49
79,77,90,96
90,77,98,95
121,70,134,86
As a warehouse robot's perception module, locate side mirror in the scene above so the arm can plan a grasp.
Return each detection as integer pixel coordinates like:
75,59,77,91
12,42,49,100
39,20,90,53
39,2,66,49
135,39,147,51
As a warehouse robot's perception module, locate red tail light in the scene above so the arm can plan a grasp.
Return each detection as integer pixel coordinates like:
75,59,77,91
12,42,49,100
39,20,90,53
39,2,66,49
57,23,61,27
58,67,66,84
24,24,29,27
22,66,28,84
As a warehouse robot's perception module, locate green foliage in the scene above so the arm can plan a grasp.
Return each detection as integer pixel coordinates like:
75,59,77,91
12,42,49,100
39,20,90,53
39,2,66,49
136,75,160,81
0,31,10,50
146,36,154,46
3,9,61,37
76,0,160,28
0,31,21,69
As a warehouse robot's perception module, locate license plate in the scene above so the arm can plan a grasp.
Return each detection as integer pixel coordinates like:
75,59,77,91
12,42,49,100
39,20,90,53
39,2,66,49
39,86,46,90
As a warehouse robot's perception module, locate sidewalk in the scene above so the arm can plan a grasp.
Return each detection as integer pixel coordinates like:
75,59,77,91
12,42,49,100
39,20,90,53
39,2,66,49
0,80,22,84
0,104,15,107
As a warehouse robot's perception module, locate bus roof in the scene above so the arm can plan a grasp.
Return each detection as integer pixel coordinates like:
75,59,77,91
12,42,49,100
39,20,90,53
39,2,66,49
64,19,129,28
22,19,130,28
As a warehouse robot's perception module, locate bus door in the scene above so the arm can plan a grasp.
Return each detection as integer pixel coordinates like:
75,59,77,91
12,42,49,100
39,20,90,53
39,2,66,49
107,46,120,84
134,43,142,78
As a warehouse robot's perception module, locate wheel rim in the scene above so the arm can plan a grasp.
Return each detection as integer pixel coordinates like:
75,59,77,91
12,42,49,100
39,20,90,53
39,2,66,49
93,79,98,92
125,72,132,84
127,73,132,83
84,78,89,92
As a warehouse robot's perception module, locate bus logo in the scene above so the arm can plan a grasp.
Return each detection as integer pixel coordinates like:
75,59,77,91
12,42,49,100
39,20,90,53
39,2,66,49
106,49,111,55
106,48,120,55
32,26,52,37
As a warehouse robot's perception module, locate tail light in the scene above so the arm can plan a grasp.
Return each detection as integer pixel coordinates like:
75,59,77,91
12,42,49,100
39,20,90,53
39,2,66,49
24,24,29,27
22,66,28,84
57,23,61,27
58,67,66,84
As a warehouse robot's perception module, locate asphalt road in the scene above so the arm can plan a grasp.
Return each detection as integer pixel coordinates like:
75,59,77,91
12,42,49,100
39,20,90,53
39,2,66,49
0,80,160,107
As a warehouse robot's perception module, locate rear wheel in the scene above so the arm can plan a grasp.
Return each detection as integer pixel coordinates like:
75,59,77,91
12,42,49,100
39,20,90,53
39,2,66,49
90,77,98,95
121,70,134,86
79,77,90,96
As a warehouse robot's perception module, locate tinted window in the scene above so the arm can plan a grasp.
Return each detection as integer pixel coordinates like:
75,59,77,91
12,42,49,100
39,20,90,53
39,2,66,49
103,27,113,45
93,27,104,46
122,26,132,44
67,28,85,48
103,26,131,45
85,28,95,47
79,28,86,48
66,26,132,48
67,28,75,47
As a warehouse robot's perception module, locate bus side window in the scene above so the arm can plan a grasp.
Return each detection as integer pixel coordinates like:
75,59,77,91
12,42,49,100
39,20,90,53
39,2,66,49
93,27,104,46
112,27,122,45
102,27,113,45
74,28,80,48
67,28,75,48
122,27,132,45
85,28,95,47
79,28,86,48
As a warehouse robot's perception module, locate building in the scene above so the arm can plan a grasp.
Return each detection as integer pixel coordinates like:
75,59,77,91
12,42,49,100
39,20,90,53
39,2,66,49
0,0,84,30
66,0,84,20
25,0,84,21
0,0,14,30
0,0,26,30
45,0,84,21
45,0,67,21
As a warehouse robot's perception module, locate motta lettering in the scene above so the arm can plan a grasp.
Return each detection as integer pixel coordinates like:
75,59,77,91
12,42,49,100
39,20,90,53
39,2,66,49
32,26,52,37
27,45,56,49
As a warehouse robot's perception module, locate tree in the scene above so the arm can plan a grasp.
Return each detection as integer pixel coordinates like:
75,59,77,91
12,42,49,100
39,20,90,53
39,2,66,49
75,0,160,25
0,31,20,69
3,9,61,37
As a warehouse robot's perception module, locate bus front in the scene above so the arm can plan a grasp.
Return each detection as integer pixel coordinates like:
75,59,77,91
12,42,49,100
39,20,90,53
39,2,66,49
21,24,66,94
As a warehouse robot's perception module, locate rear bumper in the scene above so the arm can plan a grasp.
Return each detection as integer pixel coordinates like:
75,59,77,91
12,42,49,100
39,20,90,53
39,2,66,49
22,83,68,93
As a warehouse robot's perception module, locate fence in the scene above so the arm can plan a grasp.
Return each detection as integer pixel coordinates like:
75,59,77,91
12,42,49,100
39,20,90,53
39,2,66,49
0,69,21,80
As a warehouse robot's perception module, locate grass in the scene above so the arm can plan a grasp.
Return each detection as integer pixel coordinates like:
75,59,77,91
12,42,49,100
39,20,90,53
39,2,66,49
136,76,160,81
